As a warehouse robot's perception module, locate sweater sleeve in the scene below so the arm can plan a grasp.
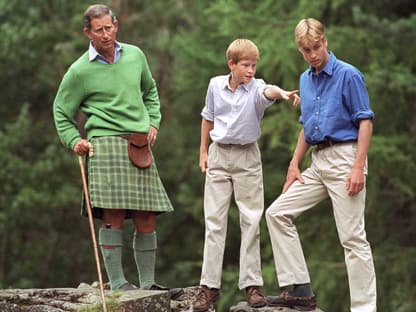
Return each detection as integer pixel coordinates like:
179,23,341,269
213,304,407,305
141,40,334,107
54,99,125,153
53,67,84,149
140,53,161,129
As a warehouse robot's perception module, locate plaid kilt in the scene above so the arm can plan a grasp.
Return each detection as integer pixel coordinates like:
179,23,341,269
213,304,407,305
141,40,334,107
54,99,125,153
81,136,173,219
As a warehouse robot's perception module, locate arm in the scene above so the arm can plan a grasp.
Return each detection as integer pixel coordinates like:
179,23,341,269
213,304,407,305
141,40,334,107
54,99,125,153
282,128,310,193
199,118,214,173
140,52,162,130
264,85,300,107
53,68,84,151
140,54,161,146
346,119,372,196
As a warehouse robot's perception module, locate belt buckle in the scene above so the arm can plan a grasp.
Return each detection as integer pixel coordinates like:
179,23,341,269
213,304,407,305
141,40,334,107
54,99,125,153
316,140,332,151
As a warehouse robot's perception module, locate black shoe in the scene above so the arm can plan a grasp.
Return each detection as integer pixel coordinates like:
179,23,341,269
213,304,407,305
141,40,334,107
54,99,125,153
149,283,184,300
267,291,317,311
119,282,138,291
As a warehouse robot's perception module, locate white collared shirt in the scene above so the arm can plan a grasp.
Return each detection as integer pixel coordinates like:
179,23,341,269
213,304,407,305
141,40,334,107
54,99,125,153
201,74,275,144
88,41,122,64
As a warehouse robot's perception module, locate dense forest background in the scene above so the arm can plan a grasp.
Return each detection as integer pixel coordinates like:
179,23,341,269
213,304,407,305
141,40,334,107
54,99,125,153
0,0,415,311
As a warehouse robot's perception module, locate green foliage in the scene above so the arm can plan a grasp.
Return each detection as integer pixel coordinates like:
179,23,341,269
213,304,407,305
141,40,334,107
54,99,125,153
0,1,415,312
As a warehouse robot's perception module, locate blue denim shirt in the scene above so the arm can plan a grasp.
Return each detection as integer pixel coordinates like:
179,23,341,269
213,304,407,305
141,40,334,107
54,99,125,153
299,52,374,145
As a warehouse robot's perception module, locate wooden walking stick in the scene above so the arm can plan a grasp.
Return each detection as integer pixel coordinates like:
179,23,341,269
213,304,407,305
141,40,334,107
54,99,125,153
78,148,108,312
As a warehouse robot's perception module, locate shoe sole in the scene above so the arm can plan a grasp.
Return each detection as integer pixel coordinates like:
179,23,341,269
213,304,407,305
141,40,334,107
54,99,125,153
193,302,218,312
293,306,317,311
248,302,267,308
170,288,185,300
268,303,316,311
193,294,220,312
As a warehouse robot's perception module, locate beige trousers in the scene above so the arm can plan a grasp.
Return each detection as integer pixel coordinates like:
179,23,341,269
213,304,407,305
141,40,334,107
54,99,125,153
200,142,264,290
266,143,376,312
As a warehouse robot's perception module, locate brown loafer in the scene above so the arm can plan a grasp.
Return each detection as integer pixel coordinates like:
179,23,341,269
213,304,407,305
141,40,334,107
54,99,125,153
193,285,220,312
267,291,317,311
246,286,267,308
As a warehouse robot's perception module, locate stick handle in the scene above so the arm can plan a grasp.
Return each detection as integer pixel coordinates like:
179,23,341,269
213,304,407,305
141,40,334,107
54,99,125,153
78,156,108,312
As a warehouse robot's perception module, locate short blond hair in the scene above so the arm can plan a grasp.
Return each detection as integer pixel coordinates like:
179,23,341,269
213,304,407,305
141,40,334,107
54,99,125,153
294,18,326,47
226,39,259,63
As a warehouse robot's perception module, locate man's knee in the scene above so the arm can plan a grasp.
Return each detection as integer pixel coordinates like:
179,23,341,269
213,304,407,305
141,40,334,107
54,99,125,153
265,203,290,224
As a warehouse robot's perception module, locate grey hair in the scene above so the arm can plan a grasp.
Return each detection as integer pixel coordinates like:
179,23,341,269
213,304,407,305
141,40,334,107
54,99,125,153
83,4,116,29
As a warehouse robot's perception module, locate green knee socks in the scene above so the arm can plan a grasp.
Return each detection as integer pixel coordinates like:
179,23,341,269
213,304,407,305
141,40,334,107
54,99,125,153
133,231,157,289
99,228,128,290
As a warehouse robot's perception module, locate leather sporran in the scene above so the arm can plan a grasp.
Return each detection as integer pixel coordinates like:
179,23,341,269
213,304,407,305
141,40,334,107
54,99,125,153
121,133,152,169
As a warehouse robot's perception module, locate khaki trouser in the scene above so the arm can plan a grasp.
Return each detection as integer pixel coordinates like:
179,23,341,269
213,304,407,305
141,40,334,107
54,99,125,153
266,142,377,312
200,142,264,290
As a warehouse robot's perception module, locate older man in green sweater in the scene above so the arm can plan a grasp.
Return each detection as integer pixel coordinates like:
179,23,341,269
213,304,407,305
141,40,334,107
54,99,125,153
53,4,182,299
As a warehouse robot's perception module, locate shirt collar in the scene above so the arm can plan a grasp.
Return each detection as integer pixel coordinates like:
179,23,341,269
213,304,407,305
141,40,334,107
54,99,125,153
222,73,253,91
308,51,336,76
88,41,122,62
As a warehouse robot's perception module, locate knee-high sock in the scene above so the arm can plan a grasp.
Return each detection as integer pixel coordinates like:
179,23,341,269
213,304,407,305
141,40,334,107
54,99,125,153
133,231,157,289
99,228,128,290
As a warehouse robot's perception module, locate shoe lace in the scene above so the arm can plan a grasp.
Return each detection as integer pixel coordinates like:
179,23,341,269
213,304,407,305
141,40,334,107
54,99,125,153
248,287,264,297
197,288,210,301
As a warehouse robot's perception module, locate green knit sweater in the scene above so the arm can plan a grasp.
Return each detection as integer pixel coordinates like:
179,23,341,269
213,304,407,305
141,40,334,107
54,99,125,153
53,43,161,149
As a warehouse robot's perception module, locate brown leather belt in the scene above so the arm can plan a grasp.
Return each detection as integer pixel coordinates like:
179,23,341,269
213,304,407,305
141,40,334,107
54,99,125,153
316,140,356,151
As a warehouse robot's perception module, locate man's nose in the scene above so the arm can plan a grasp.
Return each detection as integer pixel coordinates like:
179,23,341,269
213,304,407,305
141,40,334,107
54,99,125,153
103,29,110,38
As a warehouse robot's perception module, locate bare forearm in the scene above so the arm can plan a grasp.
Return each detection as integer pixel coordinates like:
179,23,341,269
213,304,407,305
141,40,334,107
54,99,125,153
264,85,300,106
264,85,284,100
290,128,309,168
282,128,309,192
354,119,373,170
200,119,213,153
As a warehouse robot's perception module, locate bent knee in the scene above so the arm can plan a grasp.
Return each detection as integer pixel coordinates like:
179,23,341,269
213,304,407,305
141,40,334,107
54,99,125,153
265,205,292,223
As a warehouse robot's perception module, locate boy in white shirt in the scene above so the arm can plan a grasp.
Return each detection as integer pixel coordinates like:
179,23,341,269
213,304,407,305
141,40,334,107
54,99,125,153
194,38,299,311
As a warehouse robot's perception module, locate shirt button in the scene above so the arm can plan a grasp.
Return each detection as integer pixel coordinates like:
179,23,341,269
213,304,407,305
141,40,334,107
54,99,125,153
315,111,319,115
316,96,320,100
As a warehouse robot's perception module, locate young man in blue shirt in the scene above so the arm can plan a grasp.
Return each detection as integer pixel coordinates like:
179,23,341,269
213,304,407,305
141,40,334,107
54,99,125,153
265,18,377,312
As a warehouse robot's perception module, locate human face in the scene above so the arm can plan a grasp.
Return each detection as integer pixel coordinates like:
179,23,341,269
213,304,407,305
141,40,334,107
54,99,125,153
298,38,329,73
84,14,118,56
228,58,257,89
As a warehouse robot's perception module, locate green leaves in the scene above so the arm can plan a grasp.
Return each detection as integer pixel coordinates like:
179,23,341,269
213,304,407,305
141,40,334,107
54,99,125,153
0,1,415,310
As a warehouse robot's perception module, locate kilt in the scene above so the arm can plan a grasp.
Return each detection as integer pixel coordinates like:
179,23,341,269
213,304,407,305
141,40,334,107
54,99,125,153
81,136,174,219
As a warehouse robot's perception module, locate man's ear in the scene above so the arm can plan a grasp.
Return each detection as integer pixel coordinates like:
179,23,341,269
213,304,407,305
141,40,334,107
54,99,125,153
113,19,119,33
227,59,235,71
323,37,328,49
84,27,91,40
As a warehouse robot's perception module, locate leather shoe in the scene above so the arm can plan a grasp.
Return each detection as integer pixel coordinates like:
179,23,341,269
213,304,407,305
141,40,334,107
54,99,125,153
119,282,138,291
193,285,220,312
149,284,184,300
246,286,267,308
267,291,317,311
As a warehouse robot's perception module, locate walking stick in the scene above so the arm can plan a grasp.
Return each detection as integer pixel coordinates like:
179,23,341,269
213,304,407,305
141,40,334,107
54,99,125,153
78,154,108,312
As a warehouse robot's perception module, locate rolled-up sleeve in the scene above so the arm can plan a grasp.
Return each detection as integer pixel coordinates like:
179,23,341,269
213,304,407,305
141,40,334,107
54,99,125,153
201,80,215,121
346,73,374,125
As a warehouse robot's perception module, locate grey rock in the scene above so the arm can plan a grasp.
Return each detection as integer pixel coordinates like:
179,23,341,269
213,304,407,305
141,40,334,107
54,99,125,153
229,301,324,312
0,286,170,312
0,285,324,312
171,286,215,312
